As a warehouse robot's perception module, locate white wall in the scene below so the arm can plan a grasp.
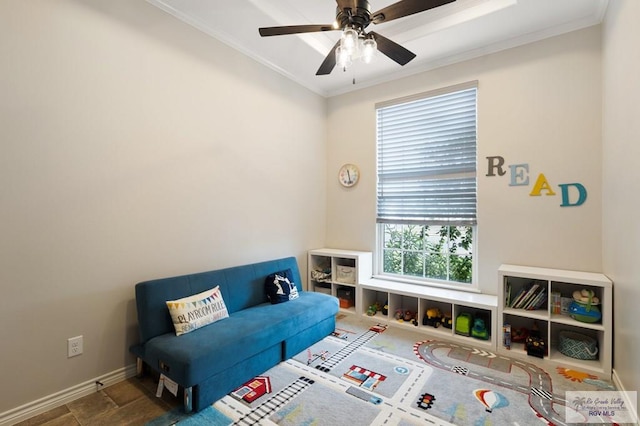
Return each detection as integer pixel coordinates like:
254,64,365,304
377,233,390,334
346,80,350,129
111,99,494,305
602,0,640,404
326,26,603,294
0,0,326,413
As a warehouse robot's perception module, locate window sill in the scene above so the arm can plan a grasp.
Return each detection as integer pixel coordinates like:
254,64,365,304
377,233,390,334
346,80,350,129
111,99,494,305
366,276,496,308
372,274,480,294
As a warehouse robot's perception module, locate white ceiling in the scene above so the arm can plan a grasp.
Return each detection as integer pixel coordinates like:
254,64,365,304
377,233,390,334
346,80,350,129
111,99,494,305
147,0,609,97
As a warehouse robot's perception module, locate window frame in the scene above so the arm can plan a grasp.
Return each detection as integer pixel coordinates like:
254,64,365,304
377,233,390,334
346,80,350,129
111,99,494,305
375,223,478,291
374,81,478,290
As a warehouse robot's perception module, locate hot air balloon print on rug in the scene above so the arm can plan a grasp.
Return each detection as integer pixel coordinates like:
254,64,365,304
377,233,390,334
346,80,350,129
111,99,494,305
474,389,509,413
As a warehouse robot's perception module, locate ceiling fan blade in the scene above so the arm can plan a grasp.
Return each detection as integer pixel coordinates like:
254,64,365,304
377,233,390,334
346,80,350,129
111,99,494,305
259,25,336,37
370,31,416,66
316,40,341,75
372,0,456,24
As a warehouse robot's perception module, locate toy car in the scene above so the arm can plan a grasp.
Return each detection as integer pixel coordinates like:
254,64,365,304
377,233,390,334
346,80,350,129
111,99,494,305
422,307,442,328
471,318,489,340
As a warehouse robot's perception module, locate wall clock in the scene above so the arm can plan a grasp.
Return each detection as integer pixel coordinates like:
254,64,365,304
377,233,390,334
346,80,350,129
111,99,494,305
338,163,360,187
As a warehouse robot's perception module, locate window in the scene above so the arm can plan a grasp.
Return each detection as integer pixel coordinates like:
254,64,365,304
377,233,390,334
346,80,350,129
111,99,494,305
376,82,477,286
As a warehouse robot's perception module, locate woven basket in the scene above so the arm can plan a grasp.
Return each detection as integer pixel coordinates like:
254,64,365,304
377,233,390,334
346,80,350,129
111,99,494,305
558,331,598,360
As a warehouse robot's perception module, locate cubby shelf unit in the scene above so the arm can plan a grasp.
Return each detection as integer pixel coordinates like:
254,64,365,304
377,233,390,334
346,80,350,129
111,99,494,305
307,248,372,315
308,249,499,349
498,264,612,378
360,279,498,350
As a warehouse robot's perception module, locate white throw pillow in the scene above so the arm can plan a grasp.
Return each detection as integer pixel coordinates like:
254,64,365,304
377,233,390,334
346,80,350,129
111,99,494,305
166,286,229,336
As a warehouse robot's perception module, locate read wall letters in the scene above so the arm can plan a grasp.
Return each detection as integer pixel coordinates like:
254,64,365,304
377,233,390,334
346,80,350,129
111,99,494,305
486,155,587,207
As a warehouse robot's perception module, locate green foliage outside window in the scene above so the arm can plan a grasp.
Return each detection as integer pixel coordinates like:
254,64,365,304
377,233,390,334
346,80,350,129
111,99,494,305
382,224,473,284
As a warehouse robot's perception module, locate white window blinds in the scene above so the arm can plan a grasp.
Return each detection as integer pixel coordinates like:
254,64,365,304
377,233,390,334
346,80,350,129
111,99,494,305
376,83,477,226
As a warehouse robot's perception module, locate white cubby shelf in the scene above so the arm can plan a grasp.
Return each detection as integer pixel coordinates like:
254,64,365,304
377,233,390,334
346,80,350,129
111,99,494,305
308,248,373,315
308,249,498,349
360,278,498,349
498,264,612,378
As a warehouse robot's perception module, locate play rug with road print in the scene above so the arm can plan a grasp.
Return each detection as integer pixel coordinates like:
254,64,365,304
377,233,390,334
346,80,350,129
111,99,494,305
149,315,616,426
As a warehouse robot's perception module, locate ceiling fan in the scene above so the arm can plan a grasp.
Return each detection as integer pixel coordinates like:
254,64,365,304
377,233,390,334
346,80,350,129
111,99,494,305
259,0,456,76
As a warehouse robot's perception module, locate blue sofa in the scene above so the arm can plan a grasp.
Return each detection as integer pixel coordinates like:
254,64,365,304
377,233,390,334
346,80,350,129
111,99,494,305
129,256,339,412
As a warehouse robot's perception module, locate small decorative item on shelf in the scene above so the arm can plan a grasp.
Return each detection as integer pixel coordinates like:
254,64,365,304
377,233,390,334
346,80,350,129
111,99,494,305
395,309,404,320
382,301,388,315
422,307,442,328
569,289,602,323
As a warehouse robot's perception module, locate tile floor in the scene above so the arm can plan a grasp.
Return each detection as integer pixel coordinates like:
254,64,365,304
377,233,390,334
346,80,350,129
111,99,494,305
15,375,179,426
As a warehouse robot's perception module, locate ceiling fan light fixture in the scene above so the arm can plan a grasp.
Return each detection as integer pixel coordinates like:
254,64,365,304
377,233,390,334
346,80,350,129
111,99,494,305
361,37,377,64
341,27,359,54
335,45,352,69
258,0,452,75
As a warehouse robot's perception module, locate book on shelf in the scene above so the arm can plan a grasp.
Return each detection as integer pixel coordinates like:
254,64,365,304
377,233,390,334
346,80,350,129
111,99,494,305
508,286,529,308
524,288,547,310
509,282,547,310
511,283,538,309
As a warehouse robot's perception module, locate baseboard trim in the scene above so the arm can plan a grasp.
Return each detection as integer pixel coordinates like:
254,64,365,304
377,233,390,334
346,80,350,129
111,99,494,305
0,364,137,426
611,368,639,426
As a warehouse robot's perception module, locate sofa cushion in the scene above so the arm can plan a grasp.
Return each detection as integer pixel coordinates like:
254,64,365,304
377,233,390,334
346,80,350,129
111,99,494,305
143,291,338,387
166,286,229,336
265,269,299,304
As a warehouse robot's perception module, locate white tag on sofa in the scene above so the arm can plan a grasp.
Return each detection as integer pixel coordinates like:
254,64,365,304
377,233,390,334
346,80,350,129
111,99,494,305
156,374,179,398
163,375,179,397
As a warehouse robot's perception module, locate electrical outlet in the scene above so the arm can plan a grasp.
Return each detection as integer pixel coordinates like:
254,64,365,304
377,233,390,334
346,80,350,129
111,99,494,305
68,335,83,358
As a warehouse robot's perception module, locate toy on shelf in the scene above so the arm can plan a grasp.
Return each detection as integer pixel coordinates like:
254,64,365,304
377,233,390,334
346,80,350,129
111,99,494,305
407,311,419,326
455,312,473,336
367,302,382,316
441,313,453,329
394,309,419,326
503,324,511,349
569,289,601,323
471,317,490,340
422,307,442,328
525,335,546,358
511,327,529,343
403,310,413,321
